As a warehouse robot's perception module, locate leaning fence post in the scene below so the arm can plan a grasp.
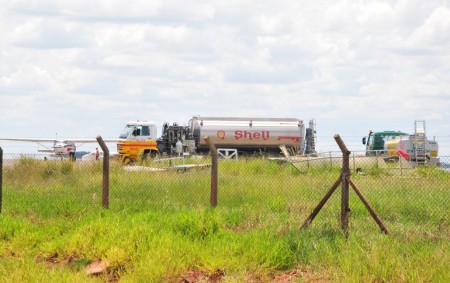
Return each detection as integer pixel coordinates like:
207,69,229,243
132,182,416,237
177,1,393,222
0,147,3,213
301,176,342,228
96,136,109,209
349,179,389,234
204,136,218,207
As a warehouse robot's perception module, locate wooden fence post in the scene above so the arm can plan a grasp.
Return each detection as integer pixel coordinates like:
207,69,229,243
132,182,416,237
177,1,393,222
0,147,3,213
96,136,109,209
204,136,218,207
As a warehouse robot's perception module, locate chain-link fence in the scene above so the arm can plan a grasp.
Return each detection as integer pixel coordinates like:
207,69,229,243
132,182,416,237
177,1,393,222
1,144,449,237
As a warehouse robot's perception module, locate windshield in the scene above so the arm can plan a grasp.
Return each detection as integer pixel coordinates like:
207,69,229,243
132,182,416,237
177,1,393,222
119,126,134,139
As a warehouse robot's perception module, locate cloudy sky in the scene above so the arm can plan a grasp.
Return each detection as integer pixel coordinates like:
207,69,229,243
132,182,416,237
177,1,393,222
1,0,449,155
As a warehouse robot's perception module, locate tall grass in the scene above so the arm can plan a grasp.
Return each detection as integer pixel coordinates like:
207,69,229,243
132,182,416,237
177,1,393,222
0,156,448,282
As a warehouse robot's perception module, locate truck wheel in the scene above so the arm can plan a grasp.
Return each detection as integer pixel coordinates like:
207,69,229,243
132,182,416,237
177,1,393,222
122,157,130,165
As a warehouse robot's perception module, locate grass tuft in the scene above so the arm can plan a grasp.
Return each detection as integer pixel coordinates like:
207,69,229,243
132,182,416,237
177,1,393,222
0,157,448,281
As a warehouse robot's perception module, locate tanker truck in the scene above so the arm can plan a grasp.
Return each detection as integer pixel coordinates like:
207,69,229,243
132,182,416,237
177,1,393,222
384,135,439,165
362,120,440,165
117,116,316,164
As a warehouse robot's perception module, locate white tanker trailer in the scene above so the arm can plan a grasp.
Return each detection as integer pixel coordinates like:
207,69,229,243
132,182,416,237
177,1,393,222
158,116,316,155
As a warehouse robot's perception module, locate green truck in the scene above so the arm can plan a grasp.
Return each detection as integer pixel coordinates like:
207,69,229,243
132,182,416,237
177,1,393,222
362,130,407,156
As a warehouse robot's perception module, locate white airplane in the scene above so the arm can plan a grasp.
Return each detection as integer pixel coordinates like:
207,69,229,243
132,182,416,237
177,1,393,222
0,137,118,159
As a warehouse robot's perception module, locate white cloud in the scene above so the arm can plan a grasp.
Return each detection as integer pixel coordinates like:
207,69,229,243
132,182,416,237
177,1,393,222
356,1,396,30
1,64,52,92
409,6,450,46
0,0,449,155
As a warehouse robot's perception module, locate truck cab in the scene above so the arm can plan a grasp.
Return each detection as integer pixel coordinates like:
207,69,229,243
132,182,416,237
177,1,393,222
117,121,158,164
362,130,407,156
119,121,157,141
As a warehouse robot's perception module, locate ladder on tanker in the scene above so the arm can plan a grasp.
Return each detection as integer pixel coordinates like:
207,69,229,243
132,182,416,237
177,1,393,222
413,120,427,165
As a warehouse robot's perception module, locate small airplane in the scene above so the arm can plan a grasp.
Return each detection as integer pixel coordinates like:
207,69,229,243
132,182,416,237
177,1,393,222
0,137,119,160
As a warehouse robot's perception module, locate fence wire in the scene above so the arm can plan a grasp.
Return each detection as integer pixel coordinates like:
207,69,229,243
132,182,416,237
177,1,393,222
1,152,449,236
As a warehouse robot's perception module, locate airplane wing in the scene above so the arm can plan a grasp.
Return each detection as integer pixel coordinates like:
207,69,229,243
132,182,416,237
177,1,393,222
0,138,121,143
65,138,123,143
0,138,60,143
0,137,123,156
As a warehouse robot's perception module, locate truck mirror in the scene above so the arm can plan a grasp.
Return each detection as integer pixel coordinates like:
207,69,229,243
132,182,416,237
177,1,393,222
362,137,366,145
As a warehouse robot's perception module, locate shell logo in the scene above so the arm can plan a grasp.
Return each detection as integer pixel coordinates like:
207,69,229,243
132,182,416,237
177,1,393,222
217,130,226,139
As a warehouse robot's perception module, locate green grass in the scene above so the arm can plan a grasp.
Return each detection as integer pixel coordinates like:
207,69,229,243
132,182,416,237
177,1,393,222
0,156,448,282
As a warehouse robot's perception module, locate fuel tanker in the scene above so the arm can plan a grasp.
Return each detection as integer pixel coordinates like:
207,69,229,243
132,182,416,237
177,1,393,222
362,120,440,166
117,116,316,164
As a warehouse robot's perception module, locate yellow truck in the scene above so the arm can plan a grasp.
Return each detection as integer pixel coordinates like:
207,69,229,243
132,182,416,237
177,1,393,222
116,120,159,164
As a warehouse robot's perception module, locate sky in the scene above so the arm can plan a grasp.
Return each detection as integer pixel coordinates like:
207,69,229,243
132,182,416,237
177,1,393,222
1,0,449,155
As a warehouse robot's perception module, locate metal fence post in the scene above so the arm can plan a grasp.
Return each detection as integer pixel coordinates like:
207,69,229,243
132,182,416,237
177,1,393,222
301,176,342,228
0,147,3,213
334,135,351,238
204,136,218,207
349,179,389,234
96,136,109,209
303,135,388,236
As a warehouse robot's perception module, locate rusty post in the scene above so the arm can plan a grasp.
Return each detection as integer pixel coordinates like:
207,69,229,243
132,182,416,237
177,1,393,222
204,136,218,207
301,176,341,228
302,135,388,236
334,134,350,237
349,178,389,234
96,136,109,209
0,147,3,213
